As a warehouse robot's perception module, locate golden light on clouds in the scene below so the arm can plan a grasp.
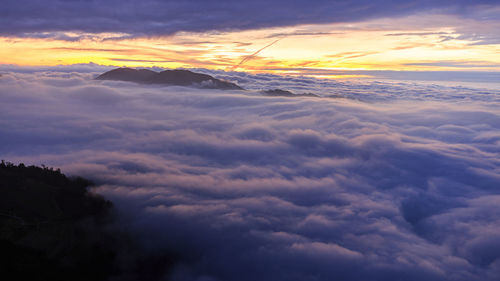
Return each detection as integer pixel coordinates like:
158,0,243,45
2,14,500,78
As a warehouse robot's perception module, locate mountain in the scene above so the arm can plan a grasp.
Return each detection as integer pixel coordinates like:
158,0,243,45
261,89,320,98
96,68,243,90
0,161,176,281
95,68,157,83
0,161,113,280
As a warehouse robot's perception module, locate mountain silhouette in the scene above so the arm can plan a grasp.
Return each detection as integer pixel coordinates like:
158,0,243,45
0,161,177,281
261,89,319,98
96,68,243,90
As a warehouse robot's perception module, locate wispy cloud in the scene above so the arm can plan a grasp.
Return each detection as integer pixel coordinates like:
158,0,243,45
266,31,341,38
385,32,452,37
230,39,282,70
110,58,175,63
326,51,379,59
404,61,500,68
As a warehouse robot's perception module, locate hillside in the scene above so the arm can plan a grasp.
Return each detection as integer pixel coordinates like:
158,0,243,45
0,161,176,281
96,68,243,90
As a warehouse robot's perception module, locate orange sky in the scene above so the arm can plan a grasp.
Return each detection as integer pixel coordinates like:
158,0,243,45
2,14,500,78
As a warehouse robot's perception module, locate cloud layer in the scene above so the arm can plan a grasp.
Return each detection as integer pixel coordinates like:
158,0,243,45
1,68,500,280
1,0,499,37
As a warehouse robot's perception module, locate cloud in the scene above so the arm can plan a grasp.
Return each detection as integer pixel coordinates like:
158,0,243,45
0,1,499,38
246,67,500,84
1,67,500,280
0,63,113,74
404,61,500,69
231,39,282,70
266,31,341,38
385,32,452,37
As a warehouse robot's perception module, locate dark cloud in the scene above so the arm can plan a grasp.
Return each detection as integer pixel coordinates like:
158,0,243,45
384,31,461,44
1,1,499,38
1,67,500,280
266,31,341,38
385,32,452,36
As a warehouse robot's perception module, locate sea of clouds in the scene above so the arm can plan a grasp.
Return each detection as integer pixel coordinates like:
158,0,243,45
1,68,499,281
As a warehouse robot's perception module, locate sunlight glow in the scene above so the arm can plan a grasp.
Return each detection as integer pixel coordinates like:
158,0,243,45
2,14,500,78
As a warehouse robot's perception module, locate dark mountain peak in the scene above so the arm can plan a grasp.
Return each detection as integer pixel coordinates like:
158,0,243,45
262,89,319,98
96,68,243,90
262,89,295,97
95,67,157,83
153,69,223,86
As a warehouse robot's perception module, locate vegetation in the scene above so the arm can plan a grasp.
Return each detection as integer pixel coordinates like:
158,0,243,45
0,161,175,281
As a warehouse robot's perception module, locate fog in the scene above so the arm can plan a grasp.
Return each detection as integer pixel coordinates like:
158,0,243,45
1,68,499,280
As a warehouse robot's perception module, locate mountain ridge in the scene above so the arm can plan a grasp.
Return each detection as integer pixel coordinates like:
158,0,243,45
96,67,243,90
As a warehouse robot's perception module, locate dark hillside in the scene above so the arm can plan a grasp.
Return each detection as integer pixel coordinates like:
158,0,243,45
96,67,243,90
0,161,176,281
95,68,157,83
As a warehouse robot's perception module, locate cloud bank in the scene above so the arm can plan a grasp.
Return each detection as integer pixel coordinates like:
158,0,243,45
1,69,500,280
1,0,499,37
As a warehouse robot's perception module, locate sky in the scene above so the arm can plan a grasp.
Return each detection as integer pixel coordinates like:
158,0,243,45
2,0,500,79
1,2,500,281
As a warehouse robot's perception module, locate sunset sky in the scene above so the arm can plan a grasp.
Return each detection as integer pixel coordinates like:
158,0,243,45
2,2,500,281
2,1,500,78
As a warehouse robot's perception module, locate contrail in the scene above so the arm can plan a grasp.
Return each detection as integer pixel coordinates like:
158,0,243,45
230,39,282,70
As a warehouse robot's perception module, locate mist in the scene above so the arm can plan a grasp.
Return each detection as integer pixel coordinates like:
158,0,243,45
1,68,499,281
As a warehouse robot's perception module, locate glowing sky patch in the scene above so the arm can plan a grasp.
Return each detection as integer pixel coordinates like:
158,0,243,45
2,10,500,78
